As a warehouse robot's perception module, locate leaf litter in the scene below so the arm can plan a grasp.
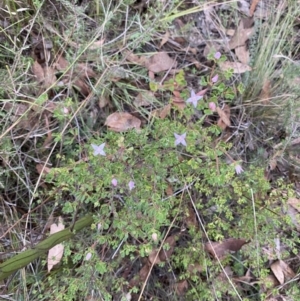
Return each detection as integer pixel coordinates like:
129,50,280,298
2,1,300,300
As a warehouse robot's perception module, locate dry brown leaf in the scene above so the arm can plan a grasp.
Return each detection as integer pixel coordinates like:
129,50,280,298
165,184,173,196
76,63,96,78
171,90,185,110
187,263,204,274
288,198,300,212
286,203,300,231
133,91,157,107
175,280,188,296
235,45,250,64
36,163,51,175
269,158,277,171
144,52,177,73
160,31,170,48
233,269,253,284
279,260,296,281
32,61,45,83
158,104,171,119
53,55,69,71
124,50,143,65
98,94,110,109
229,20,254,49
129,262,150,288
185,205,198,228
42,131,53,148
219,61,252,73
43,66,57,89
88,38,105,50
205,238,248,259
216,105,231,129
148,249,161,265
74,78,91,96
226,29,235,36
105,112,141,132
216,266,233,282
48,217,65,272
150,105,171,119
159,235,177,261
270,260,295,285
3,102,28,117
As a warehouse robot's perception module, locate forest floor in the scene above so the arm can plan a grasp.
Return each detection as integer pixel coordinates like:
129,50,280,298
1,0,300,300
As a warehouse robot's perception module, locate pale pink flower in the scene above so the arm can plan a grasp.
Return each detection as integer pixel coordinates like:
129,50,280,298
128,181,135,191
209,102,216,112
212,74,219,83
62,107,69,115
85,252,92,261
111,178,118,187
214,52,221,60
152,233,158,242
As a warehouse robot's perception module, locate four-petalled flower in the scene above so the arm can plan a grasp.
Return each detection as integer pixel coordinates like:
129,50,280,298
91,143,106,156
174,133,187,146
186,90,202,108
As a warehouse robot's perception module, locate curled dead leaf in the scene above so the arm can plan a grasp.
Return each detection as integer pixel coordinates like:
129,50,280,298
43,66,57,89
235,45,250,65
48,217,65,272
105,112,141,132
219,61,252,73
148,249,161,265
216,105,231,130
3,102,28,118
32,61,45,83
270,260,295,285
159,234,177,261
144,52,177,73
88,38,105,50
74,78,91,96
287,198,300,212
175,280,188,296
36,164,51,175
171,90,185,110
75,63,96,78
53,56,69,71
98,93,110,109
157,104,171,119
187,263,204,274
160,31,170,48
229,20,254,49
133,91,157,107
205,238,248,259
129,262,150,288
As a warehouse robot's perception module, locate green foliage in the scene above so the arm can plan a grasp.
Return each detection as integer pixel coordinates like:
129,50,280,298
38,89,294,300
2,1,300,299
